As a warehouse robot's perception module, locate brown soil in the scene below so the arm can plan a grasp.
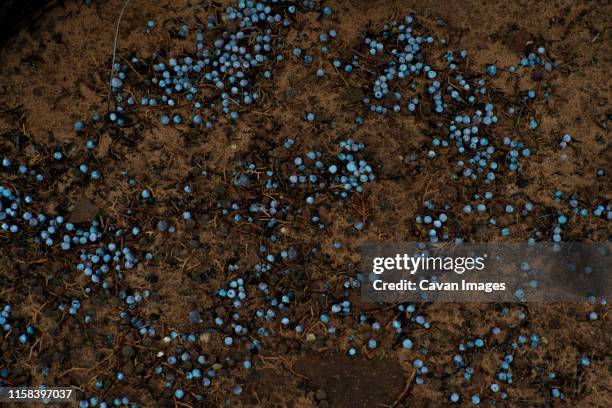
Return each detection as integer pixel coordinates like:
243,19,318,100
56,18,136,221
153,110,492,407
0,0,610,407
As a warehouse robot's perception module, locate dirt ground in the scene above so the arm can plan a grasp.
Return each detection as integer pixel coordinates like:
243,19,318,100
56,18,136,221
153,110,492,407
0,0,610,407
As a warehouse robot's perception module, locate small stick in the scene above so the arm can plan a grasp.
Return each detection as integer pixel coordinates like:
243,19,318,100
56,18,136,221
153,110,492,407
390,369,416,407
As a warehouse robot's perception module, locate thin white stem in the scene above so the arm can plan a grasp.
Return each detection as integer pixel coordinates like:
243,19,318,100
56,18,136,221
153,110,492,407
108,0,132,103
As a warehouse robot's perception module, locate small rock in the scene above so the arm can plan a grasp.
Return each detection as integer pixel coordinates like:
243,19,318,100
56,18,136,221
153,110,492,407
315,389,327,401
69,198,99,223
